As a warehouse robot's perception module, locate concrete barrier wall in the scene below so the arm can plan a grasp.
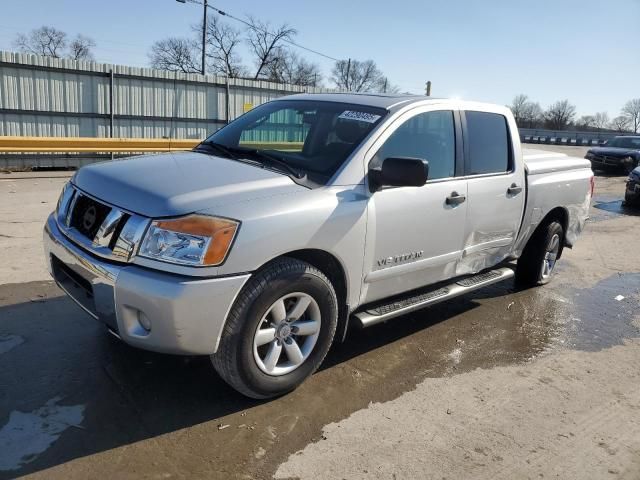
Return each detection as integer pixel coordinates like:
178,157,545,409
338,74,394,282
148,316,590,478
519,128,631,146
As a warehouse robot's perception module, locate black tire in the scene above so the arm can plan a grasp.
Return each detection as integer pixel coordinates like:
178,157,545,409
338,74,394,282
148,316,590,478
515,220,564,287
624,191,640,208
211,258,338,399
624,160,638,175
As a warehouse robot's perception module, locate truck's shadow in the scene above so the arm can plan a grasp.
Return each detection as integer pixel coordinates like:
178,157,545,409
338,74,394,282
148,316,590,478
0,279,553,478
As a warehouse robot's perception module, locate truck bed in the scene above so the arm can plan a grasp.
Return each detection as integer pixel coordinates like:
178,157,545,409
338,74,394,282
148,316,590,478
523,148,591,175
514,148,593,256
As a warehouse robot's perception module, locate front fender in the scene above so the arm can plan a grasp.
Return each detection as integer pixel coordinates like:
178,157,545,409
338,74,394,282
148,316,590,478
210,185,369,309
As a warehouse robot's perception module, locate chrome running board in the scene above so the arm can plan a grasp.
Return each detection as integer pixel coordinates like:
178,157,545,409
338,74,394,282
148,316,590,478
353,267,515,328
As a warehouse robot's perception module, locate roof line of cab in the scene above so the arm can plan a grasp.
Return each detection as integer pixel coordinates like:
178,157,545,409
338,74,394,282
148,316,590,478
275,93,507,115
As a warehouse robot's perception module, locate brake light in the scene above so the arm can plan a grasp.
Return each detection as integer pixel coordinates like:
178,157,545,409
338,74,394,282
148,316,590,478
589,176,595,198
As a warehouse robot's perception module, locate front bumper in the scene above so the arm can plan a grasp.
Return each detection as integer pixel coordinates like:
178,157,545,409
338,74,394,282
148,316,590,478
43,213,250,355
588,156,633,169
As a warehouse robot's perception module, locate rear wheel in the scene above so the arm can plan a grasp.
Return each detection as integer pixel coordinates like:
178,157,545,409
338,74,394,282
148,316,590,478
516,220,564,287
212,258,337,399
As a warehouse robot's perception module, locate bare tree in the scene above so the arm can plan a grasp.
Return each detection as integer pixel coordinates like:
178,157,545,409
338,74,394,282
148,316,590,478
68,34,95,61
593,112,609,130
509,94,530,126
610,116,630,133
201,17,245,77
148,37,200,73
509,95,545,128
578,115,595,130
13,26,96,61
266,49,321,86
13,26,68,58
377,76,400,93
622,98,640,133
332,59,384,92
544,100,576,130
523,102,543,128
246,17,296,79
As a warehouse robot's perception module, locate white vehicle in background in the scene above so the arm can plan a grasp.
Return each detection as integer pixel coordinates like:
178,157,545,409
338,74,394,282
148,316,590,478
44,93,594,398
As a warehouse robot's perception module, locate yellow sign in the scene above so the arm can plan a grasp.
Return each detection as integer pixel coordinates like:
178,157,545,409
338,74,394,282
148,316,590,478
243,103,253,113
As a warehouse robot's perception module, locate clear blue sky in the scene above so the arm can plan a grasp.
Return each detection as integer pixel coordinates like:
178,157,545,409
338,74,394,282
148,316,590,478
0,0,638,117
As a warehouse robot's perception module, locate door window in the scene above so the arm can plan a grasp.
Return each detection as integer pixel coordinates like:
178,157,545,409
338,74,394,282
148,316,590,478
373,110,456,180
465,111,511,175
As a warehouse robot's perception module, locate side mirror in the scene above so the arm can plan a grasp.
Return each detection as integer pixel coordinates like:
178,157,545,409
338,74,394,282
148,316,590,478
369,157,429,192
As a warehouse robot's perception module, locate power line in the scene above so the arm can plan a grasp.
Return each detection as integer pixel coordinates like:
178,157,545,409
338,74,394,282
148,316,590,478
180,0,340,62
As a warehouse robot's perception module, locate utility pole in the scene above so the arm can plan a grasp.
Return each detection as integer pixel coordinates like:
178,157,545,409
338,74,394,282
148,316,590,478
201,0,207,75
425,81,432,97
345,58,351,91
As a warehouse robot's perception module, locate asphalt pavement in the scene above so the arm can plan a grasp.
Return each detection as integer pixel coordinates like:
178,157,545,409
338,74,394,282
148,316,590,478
1,146,639,479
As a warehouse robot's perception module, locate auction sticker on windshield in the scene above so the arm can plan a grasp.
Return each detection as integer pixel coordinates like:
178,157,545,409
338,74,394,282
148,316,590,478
338,110,381,123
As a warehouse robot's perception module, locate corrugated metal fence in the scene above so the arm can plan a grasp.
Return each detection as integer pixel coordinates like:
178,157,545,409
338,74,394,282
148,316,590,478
0,51,331,167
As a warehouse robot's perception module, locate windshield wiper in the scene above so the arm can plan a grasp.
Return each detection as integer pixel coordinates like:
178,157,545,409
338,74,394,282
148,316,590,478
229,146,305,179
195,141,238,159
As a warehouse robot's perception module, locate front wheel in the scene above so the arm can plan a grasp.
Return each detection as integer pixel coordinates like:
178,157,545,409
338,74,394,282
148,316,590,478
624,159,638,175
212,258,338,399
516,220,564,287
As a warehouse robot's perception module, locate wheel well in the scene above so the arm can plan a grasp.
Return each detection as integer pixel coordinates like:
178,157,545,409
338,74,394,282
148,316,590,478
543,207,569,237
536,207,569,257
271,249,349,342
283,249,348,304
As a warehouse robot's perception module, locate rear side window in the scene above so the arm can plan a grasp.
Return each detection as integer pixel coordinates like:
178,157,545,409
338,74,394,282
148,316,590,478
465,111,511,175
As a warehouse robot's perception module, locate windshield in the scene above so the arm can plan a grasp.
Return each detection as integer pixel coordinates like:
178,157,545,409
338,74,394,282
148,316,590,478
202,100,387,179
606,137,640,149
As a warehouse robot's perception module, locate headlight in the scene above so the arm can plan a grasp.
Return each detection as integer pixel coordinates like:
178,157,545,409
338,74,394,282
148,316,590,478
139,215,239,266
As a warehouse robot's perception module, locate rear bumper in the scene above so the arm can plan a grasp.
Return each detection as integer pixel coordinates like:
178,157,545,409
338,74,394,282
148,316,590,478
43,213,250,355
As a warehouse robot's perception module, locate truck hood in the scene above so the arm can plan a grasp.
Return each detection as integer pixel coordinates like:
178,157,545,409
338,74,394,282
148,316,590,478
589,147,638,157
72,151,304,217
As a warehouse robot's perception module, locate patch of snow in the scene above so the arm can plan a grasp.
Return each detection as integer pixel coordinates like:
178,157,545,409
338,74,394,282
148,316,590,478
0,397,85,471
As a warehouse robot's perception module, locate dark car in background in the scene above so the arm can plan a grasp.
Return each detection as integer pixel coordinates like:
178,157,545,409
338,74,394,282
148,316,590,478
625,166,640,207
585,136,640,174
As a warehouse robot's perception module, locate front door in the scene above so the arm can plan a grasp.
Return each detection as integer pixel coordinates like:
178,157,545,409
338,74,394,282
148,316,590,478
362,107,468,304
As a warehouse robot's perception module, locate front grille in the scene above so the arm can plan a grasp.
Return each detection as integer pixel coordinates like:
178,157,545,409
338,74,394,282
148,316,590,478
69,194,111,240
592,155,622,164
56,185,150,263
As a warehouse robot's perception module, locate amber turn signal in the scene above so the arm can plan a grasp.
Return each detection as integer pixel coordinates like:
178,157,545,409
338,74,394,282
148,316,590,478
154,215,239,265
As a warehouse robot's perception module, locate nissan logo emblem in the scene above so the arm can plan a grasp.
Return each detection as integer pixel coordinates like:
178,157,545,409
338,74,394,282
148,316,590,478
82,206,97,231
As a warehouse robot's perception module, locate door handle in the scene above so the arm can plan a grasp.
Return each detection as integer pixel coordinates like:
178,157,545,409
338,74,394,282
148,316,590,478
507,183,523,195
446,191,466,205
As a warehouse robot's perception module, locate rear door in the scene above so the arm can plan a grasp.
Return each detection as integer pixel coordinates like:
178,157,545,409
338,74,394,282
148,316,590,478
459,110,525,274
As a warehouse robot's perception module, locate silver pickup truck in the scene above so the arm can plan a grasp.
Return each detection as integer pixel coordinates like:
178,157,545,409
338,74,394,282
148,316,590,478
44,93,594,398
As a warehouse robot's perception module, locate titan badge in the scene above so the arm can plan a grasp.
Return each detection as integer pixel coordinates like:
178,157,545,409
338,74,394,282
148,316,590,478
377,250,424,268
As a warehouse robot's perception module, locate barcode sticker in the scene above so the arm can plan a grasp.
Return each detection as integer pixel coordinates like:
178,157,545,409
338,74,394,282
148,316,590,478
338,111,381,123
